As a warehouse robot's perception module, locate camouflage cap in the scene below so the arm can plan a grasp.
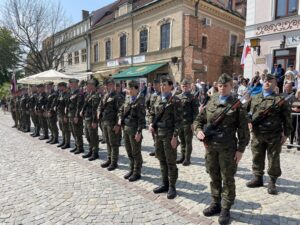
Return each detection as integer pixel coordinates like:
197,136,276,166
104,77,115,85
265,73,276,81
86,79,99,87
69,78,79,83
160,75,173,85
57,82,67,87
181,79,191,85
45,81,54,85
128,80,139,89
218,73,233,84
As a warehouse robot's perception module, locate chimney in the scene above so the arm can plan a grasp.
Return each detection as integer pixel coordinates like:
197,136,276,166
82,10,89,20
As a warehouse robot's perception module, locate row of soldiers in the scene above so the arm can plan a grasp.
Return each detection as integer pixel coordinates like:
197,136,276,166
10,73,292,225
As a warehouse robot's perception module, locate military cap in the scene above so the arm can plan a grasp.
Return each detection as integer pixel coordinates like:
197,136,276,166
128,80,139,89
181,79,191,85
265,73,276,81
57,82,67,87
45,81,54,85
104,77,115,85
153,79,160,84
86,78,99,87
160,75,173,85
36,83,45,88
69,78,79,83
218,73,233,84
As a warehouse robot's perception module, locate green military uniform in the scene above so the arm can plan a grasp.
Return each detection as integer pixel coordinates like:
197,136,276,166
118,80,146,181
36,85,49,139
16,91,22,130
28,87,40,136
149,76,182,199
177,79,199,165
194,74,250,225
56,82,71,149
145,79,161,156
20,89,31,132
66,79,84,154
82,79,101,160
10,95,18,128
99,78,124,170
247,73,292,194
45,82,59,144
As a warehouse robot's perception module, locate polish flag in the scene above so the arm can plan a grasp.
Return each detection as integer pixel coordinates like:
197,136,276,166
241,42,251,68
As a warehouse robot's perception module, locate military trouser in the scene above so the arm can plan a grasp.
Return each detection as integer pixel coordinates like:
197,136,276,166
205,145,237,210
16,110,21,128
99,121,106,142
30,110,40,134
69,117,84,150
178,124,193,161
39,112,48,136
47,113,58,140
155,133,178,186
85,119,99,152
21,110,30,130
123,127,143,175
11,110,17,126
58,116,70,144
103,122,120,165
251,134,282,180
290,115,300,145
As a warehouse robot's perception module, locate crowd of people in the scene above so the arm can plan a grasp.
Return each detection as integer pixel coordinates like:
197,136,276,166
6,70,295,225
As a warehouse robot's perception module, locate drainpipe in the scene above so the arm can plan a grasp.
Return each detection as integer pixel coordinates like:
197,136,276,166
131,9,134,67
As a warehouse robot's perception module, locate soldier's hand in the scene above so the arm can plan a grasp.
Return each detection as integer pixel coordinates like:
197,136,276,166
171,136,177,150
234,151,243,164
280,135,287,145
113,125,120,134
196,131,205,140
74,117,78,124
149,123,154,133
92,122,97,129
135,132,142,143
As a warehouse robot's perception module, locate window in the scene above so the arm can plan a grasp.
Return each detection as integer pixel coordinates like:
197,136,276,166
81,49,87,63
74,51,79,64
120,34,127,57
202,36,208,49
276,0,298,18
68,53,72,65
105,40,111,60
94,43,99,62
160,23,170,50
140,30,148,53
230,34,237,56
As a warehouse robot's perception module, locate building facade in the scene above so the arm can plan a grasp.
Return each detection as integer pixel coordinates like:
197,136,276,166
90,0,246,83
244,0,300,79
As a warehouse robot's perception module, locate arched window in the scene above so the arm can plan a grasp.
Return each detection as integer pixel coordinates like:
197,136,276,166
160,23,170,50
139,29,148,53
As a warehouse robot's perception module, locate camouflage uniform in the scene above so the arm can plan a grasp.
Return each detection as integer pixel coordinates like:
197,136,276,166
10,95,18,127
16,93,22,130
99,78,124,170
36,87,49,139
28,90,40,136
45,86,59,144
247,74,292,194
118,80,146,180
67,85,84,153
177,81,199,165
56,83,70,148
20,90,31,132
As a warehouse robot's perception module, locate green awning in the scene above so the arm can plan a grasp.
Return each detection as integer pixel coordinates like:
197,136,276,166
112,63,166,80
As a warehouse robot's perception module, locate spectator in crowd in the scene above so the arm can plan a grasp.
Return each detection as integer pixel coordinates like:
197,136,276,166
248,75,263,96
272,64,284,92
260,69,268,84
288,64,298,77
294,72,300,91
283,71,295,90
207,81,218,97
282,82,296,105
288,89,300,150
237,78,248,99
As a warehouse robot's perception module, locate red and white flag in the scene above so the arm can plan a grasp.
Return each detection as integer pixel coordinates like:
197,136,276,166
241,41,251,68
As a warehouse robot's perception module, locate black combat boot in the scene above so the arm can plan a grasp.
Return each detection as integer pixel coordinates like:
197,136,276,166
61,143,70,149
39,135,49,140
70,147,77,153
203,203,221,217
50,138,59,144
57,142,65,148
246,175,263,188
124,171,133,179
88,150,99,161
218,208,230,225
107,163,118,171
182,155,191,166
153,184,169,194
82,149,93,159
101,159,111,168
74,148,84,155
267,178,278,195
46,136,53,143
30,131,36,137
176,156,185,164
128,173,141,182
167,185,177,199
149,152,155,156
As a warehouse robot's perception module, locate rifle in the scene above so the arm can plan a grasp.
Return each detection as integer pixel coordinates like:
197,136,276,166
120,91,143,126
152,88,177,130
251,92,294,126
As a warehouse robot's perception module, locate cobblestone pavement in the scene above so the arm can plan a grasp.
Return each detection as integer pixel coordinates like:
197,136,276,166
0,113,300,225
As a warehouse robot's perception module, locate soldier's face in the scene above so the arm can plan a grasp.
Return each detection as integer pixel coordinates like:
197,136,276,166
154,83,160,91
181,84,191,92
218,82,232,96
263,79,276,91
161,82,172,93
86,84,95,93
128,87,138,96
106,83,115,92
69,82,78,90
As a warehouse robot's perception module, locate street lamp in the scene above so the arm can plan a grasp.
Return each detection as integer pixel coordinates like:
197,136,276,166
250,38,261,56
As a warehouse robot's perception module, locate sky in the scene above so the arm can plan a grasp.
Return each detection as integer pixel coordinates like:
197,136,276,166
60,0,115,24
